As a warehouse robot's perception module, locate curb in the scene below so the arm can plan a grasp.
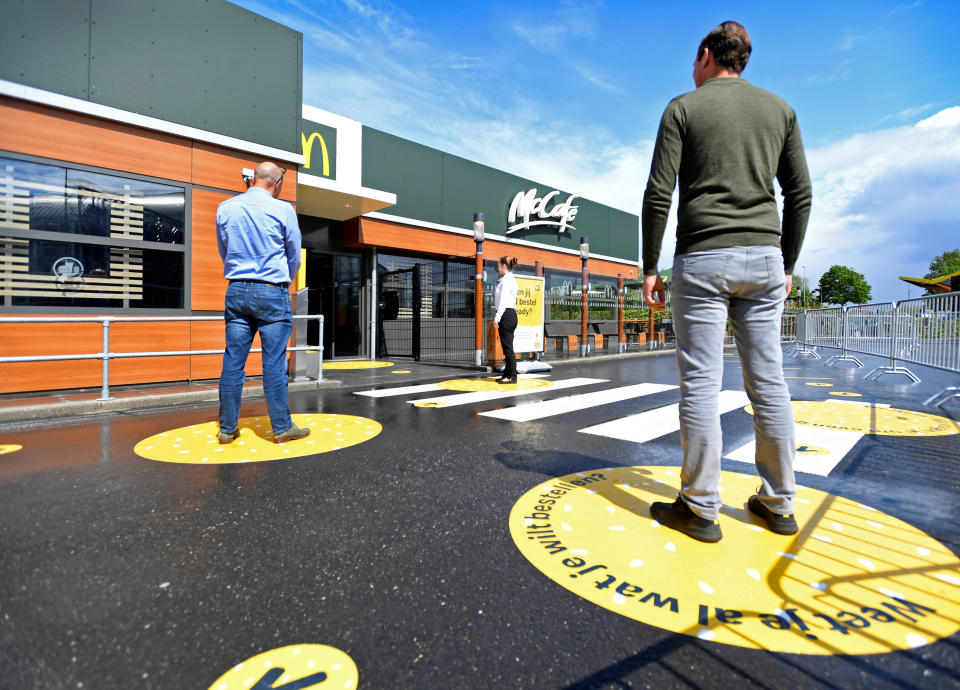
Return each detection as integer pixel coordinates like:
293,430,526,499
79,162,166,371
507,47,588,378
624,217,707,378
0,379,341,424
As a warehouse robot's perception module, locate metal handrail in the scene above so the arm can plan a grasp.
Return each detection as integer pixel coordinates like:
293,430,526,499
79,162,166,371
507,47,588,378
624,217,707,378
0,314,324,401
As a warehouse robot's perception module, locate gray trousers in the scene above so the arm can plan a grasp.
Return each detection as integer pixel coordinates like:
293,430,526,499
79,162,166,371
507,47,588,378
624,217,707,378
672,245,795,520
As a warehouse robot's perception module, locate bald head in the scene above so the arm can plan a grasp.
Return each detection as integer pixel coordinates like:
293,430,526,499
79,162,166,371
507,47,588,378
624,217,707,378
251,161,285,197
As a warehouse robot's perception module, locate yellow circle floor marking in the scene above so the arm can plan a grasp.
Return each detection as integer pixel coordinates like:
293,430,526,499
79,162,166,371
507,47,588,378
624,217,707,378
208,644,357,690
437,377,554,392
805,382,834,387
392,370,412,374
323,360,394,370
134,414,382,464
510,466,960,654
746,400,959,436
830,391,863,397
0,444,22,455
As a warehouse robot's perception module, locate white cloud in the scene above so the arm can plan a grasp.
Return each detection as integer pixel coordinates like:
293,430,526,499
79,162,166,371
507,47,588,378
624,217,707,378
802,106,960,301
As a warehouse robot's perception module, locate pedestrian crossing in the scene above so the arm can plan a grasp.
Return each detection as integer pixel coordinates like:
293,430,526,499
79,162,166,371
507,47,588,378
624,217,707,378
353,375,870,476
479,382,677,422
579,390,750,443
406,377,607,408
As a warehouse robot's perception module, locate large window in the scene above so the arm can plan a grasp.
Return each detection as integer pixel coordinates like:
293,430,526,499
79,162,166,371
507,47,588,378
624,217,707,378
0,155,186,310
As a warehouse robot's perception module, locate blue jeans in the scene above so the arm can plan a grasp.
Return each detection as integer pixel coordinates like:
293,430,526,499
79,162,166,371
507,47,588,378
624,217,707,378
672,246,795,520
218,281,294,435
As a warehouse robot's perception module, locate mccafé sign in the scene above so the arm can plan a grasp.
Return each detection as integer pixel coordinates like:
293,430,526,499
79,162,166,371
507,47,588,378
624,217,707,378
507,188,579,235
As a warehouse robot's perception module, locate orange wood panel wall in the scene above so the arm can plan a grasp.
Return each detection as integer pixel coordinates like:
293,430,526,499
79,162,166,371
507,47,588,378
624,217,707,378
0,97,193,183
357,218,637,279
0,100,300,393
192,142,297,201
0,321,190,394
191,189,231,312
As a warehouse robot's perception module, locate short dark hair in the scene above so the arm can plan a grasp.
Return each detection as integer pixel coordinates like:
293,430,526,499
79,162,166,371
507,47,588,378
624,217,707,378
697,21,751,74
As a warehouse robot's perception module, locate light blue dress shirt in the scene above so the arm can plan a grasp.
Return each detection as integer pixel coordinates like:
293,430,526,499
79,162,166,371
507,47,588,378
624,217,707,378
216,187,302,285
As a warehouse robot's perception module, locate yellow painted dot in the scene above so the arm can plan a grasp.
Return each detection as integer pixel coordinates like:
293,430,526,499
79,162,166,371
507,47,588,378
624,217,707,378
134,414,382,465
392,370,412,374
413,401,446,408
805,382,834,387
830,392,863,397
437,377,553,392
510,466,960,654
322,360,394,370
0,444,22,455
207,644,357,690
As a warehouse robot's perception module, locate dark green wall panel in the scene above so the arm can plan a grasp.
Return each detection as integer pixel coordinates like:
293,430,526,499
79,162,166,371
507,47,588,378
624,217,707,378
89,0,300,151
363,126,638,263
0,0,91,99
2,0,302,153
362,127,443,225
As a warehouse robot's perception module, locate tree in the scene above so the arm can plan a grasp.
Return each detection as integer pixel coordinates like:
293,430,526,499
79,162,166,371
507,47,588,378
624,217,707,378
923,249,960,293
818,265,872,306
788,275,815,310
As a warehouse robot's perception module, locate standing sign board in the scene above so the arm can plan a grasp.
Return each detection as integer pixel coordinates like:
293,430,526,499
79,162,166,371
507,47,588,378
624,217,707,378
514,276,546,354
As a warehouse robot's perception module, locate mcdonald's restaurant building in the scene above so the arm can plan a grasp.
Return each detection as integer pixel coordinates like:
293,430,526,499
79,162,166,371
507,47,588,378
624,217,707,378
0,0,639,395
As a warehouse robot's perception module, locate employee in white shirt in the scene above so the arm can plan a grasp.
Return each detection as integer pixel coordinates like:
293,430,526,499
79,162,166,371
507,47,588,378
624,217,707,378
494,256,519,384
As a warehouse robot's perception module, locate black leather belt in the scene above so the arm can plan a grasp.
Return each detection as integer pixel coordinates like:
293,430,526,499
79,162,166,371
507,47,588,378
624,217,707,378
230,279,289,288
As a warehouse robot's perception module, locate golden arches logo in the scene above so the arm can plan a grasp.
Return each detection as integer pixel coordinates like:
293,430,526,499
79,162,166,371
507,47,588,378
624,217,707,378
301,131,330,176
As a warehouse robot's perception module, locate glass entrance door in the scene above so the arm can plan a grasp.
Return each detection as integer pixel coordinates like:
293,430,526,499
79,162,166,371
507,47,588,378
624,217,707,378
305,253,362,359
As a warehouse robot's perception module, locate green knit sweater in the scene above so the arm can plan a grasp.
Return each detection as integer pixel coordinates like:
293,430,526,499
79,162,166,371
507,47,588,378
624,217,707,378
641,77,812,275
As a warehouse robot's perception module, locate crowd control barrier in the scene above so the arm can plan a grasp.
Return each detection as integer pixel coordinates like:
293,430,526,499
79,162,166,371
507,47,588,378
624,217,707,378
0,313,324,401
790,292,960,408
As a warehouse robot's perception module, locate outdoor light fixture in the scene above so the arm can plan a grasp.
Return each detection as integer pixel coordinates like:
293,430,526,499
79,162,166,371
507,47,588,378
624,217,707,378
473,211,485,367
473,211,485,243
580,236,589,261
242,168,254,187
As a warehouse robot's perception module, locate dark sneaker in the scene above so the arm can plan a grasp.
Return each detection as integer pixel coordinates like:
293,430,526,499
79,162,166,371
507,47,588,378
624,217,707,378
273,425,310,443
650,496,722,543
218,429,241,444
747,495,798,535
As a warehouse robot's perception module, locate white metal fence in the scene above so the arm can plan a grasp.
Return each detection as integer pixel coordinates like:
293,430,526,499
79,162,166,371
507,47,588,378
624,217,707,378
788,292,960,408
0,314,324,401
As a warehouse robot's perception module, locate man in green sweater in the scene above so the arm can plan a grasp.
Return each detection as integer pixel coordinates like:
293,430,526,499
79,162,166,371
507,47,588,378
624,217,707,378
642,22,812,543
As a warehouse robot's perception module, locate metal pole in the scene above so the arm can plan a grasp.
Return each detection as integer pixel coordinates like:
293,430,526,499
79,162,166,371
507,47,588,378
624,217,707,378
370,249,378,360
580,257,589,356
617,274,626,353
475,240,484,367
98,318,112,401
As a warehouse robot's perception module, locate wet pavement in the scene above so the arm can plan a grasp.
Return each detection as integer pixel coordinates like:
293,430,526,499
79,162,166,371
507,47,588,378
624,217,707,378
1,349,958,689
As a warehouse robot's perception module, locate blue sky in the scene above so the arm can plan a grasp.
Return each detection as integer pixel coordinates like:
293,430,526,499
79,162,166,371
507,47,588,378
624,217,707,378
233,0,960,302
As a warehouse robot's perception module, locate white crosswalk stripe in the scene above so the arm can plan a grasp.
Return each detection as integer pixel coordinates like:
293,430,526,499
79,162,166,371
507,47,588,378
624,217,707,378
406,377,607,408
578,390,750,443
353,374,551,398
480,383,677,421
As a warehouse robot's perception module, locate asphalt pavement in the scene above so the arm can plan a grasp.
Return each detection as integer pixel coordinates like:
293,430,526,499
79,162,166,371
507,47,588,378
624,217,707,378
1,349,958,689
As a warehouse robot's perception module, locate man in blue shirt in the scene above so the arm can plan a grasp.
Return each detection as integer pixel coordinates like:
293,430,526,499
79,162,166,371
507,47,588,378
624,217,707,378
216,161,309,444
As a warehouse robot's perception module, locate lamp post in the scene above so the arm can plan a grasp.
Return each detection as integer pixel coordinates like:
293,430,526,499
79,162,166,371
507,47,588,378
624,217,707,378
473,212,485,367
802,264,807,311
580,236,589,357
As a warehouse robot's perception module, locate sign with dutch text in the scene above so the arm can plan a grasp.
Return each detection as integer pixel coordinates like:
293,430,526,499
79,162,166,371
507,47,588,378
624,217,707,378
514,276,545,353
